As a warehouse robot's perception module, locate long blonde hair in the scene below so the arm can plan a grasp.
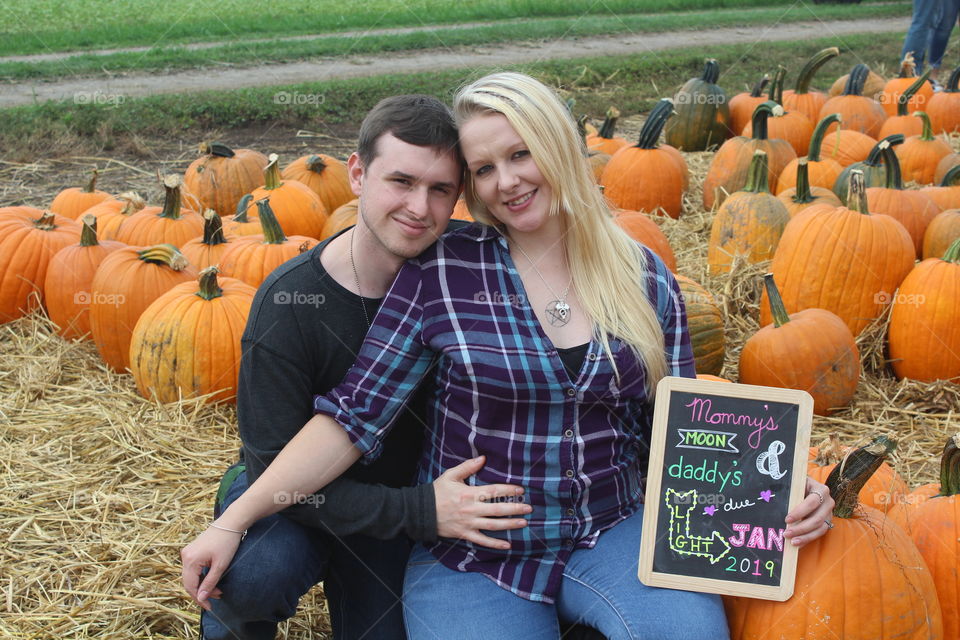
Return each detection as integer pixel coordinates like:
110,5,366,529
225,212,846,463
453,72,669,393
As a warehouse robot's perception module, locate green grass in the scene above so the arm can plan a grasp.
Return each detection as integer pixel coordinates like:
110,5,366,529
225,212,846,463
0,0,908,56
0,3,912,82
0,30,906,157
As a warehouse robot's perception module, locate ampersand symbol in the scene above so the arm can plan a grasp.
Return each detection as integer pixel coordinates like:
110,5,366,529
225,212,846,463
756,440,787,479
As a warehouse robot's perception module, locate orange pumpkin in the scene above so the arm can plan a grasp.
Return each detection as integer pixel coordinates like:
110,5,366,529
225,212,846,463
833,134,903,203
708,150,790,274
936,153,960,184
281,154,354,214
182,142,268,217
321,199,360,239
222,194,263,237
49,168,113,220
742,67,812,156
806,434,909,513
695,374,731,382
89,244,198,372
612,209,677,272
776,113,844,195
740,274,858,416
219,198,318,288
728,74,770,137
725,436,943,640
818,127,878,167
782,47,840,124
828,65,887,99
246,154,328,239
43,215,125,340
601,99,687,219
895,111,954,186
703,101,797,210
923,207,960,260
777,158,842,218
866,142,942,257
129,266,256,404
675,275,725,376
114,175,205,248
586,107,629,155
927,65,960,134
0,210,81,322
922,165,960,212
85,192,146,239
880,53,935,118
819,64,887,138
888,238,960,382
181,210,234,270
760,170,915,336
877,67,934,139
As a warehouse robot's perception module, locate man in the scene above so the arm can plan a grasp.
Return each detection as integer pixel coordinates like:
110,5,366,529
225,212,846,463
199,95,532,639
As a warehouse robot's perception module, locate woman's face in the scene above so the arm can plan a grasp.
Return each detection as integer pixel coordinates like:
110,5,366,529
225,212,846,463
459,112,554,237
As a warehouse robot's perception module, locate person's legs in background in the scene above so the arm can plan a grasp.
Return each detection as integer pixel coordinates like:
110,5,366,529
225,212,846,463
902,0,940,70
928,0,960,86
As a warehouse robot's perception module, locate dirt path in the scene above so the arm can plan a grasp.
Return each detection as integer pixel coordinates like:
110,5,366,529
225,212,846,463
2,16,908,109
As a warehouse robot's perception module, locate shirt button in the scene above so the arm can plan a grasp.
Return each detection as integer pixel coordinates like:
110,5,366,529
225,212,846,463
566,508,575,516
565,469,575,478
563,539,574,549
588,353,597,361
564,429,574,438
566,388,576,397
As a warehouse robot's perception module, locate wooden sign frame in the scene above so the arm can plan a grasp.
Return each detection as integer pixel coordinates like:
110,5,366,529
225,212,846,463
638,376,813,601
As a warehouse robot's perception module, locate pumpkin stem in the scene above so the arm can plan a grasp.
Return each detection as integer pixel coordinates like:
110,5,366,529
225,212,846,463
256,198,287,244
895,67,932,116
827,435,897,518
35,211,58,230
232,194,255,223
880,142,905,191
946,65,960,93
939,434,960,496
763,273,790,328
742,150,771,194
201,209,227,246
848,170,870,215
865,134,905,167
940,164,960,187
814,434,845,465
766,66,786,106
636,99,674,150
263,153,283,190
943,237,960,263
750,74,770,98
898,52,917,79
749,101,783,141
576,114,589,144
195,265,224,301
137,244,190,271
117,191,146,215
598,107,621,140
79,214,99,247
808,113,842,162
305,154,328,175
791,158,816,204
199,142,236,158
793,47,840,95
842,64,870,97
159,174,185,220
83,168,99,193
914,110,935,142
701,59,721,85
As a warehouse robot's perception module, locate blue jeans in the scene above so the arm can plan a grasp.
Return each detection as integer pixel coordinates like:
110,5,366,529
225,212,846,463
902,0,960,70
201,467,411,640
403,507,728,640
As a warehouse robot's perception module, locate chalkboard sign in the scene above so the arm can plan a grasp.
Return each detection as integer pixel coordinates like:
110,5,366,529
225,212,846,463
638,376,812,601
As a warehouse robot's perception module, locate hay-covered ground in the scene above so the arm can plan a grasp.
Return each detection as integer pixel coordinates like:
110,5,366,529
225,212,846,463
2,124,959,639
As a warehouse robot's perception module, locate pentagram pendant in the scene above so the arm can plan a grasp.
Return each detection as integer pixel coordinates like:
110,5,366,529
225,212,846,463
546,300,571,327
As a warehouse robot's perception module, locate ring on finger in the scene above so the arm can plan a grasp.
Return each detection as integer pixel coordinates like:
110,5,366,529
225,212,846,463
811,489,824,505
824,519,834,530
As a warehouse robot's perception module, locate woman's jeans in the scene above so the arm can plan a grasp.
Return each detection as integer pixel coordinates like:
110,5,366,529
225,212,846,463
403,506,729,640
902,0,960,70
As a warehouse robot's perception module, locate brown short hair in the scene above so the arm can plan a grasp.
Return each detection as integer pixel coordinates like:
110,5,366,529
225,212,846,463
357,95,463,172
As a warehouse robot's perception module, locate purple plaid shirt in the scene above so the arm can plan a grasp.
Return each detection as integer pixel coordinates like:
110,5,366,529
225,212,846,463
314,223,694,602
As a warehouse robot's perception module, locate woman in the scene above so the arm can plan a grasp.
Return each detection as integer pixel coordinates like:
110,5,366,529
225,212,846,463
182,73,835,639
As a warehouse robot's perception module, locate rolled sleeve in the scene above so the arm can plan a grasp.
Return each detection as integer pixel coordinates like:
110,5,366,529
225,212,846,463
313,260,435,462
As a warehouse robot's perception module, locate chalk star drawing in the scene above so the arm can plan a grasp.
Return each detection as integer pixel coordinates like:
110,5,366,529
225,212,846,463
665,488,731,564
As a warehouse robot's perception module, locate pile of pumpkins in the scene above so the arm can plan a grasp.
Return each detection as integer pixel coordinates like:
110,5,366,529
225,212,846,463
583,49,960,416
0,147,361,403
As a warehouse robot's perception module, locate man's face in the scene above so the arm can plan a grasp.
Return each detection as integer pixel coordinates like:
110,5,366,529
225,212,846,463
348,133,461,260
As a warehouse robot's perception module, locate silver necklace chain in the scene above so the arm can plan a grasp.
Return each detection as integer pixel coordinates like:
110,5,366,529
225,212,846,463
510,240,573,327
349,229,372,329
